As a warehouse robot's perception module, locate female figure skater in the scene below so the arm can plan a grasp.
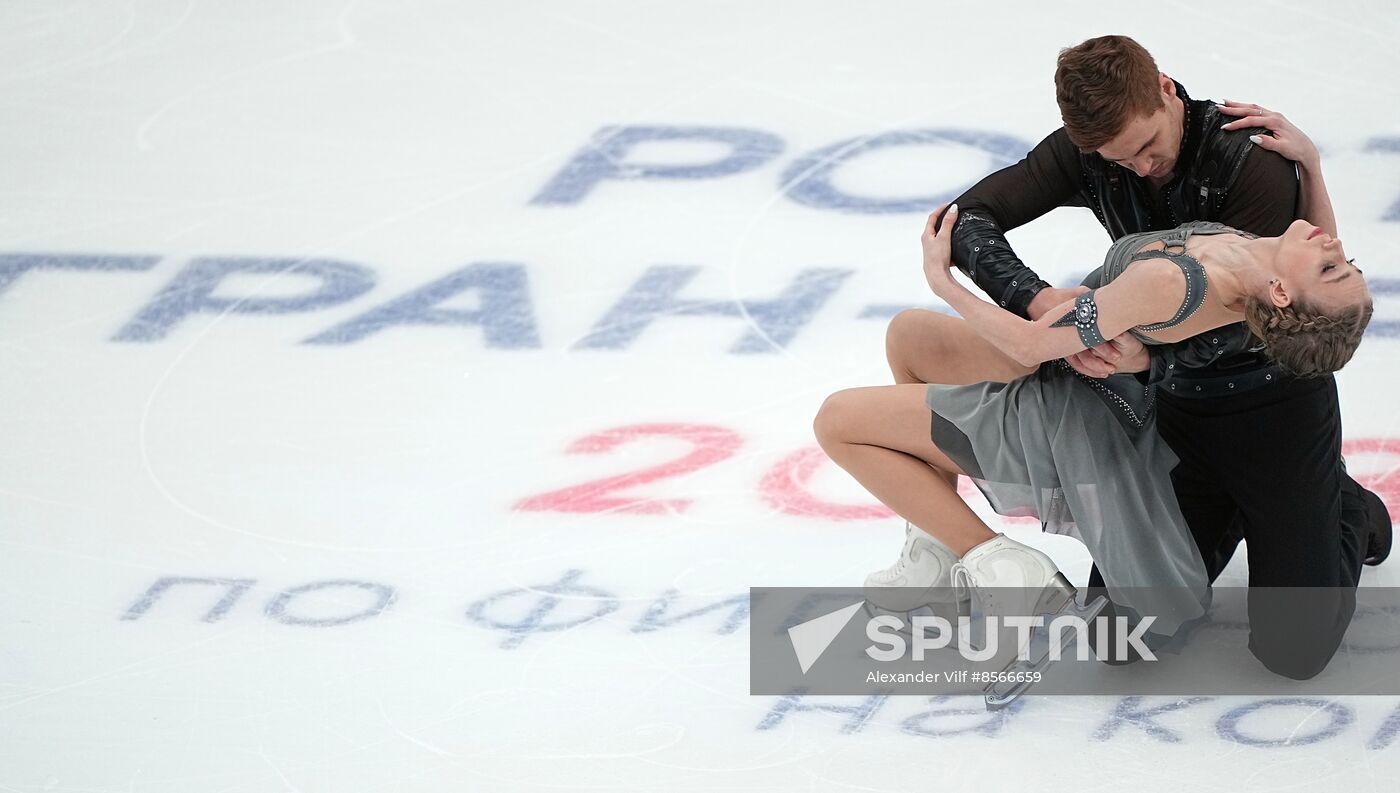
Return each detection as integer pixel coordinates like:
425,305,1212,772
813,206,1372,642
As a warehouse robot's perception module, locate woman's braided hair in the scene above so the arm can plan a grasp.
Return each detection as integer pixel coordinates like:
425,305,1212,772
1243,295,1373,377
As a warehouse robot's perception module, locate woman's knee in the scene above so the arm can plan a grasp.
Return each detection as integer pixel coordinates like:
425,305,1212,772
886,309,946,358
813,389,859,449
887,309,967,384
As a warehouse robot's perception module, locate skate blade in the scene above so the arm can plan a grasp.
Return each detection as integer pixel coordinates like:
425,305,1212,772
982,588,1109,711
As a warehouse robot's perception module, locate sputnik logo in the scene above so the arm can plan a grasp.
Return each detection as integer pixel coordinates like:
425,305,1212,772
787,601,866,674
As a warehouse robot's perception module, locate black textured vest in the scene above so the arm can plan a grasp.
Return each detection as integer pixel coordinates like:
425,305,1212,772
1080,82,1259,239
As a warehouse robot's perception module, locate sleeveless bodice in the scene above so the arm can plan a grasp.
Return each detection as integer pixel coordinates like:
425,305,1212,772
1093,221,1254,345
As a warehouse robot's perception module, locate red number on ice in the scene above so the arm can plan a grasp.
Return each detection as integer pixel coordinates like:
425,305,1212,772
759,447,896,520
515,423,742,514
759,446,1037,524
1343,438,1400,520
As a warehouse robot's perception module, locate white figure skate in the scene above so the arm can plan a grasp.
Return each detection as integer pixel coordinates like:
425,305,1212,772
951,533,1107,710
863,522,965,620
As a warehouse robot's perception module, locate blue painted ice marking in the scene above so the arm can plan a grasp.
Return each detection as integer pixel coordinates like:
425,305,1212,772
531,125,785,205
304,262,540,347
465,569,620,650
574,265,850,352
900,695,1026,738
1215,698,1354,747
1367,701,1400,751
113,257,375,342
1368,278,1400,338
631,590,752,634
0,253,159,300
263,579,397,627
1091,696,1216,743
773,591,870,634
1365,138,1400,222
782,129,1031,214
121,576,257,623
756,692,888,734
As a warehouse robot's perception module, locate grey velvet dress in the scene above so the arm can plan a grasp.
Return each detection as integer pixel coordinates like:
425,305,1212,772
926,222,1251,636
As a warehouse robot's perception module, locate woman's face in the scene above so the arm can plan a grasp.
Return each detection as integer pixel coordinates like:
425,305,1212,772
1273,219,1369,312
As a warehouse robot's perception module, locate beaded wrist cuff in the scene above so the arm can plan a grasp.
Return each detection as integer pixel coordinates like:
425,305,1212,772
1051,290,1107,348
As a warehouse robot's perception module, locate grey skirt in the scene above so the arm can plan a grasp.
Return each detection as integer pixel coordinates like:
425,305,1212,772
927,362,1210,635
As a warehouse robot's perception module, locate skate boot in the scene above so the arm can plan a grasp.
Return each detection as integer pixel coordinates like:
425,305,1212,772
951,533,1106,710
1362,487,1392,566
863,522,964,617
1341,457,1390,566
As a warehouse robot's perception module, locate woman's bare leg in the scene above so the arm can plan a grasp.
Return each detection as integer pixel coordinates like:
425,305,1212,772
883,309,1033,490
813,383,996,555
886,309,1033,386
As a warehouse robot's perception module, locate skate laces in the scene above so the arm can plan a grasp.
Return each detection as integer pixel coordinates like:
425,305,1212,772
870,526,920,583
951,562,995,612
951,563,971,604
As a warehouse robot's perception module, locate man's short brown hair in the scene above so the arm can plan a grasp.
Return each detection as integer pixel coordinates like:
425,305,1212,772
1055,35,1163,152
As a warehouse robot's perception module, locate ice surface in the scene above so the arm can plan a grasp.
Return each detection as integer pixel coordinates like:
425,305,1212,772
2,1,1399,790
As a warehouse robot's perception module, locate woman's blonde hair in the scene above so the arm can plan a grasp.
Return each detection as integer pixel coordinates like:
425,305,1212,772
1243,295,1373,377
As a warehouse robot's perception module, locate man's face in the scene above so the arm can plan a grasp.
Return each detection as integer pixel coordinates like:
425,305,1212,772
1095,105,1180,180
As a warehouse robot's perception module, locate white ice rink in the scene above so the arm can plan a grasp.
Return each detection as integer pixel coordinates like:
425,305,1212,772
4,1,1400,789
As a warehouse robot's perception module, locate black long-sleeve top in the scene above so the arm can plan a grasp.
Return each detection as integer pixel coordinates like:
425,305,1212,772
946,93,1299,382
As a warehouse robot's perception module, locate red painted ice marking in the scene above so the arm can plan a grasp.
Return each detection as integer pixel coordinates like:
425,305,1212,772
1344,438,1400,519
956,477,979,501
759,447,896,520
957,477,1039,525
759,446,1031,524
515,423,742,514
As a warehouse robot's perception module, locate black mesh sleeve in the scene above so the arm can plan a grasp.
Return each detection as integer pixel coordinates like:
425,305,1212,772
944,128,1087,319
1217,141,1298,238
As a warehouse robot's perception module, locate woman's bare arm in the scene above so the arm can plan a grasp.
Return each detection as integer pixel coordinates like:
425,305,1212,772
922,206,1185,368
